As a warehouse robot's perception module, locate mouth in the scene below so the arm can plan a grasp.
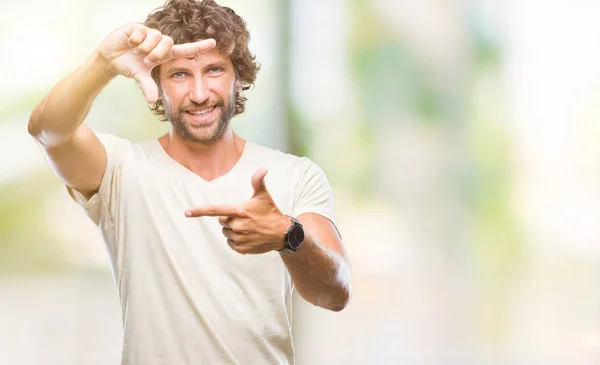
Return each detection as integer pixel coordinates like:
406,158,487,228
183,106,218,125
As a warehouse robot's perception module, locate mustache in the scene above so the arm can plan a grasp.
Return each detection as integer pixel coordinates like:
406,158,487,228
180,98,224,112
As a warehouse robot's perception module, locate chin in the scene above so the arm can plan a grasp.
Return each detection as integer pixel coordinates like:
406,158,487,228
188,126,227,144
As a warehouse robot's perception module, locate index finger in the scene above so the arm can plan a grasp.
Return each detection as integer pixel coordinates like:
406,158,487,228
125,23,147,47
185,204,243,218
163,38,216,62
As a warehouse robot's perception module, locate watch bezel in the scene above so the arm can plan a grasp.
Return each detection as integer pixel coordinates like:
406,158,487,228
287,224,305,250
282,215,304,252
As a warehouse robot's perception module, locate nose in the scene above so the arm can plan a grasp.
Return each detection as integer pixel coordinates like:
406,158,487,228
189,76,209,105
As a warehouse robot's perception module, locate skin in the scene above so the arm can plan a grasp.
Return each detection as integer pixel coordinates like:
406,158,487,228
28,22,351,312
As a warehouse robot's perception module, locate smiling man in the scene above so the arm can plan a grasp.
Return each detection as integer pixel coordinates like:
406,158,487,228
27,0,351,364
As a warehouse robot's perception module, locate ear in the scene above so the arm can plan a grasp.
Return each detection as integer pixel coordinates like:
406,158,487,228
235,80,245,93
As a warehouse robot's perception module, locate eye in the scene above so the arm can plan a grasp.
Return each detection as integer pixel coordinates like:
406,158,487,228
208,67,224,74
172,72,186,79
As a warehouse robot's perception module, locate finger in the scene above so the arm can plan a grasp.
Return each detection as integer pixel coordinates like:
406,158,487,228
222,227,235,239
218,216,232,228
134,29,163,57
143,35,174,66
222,227,245,244
164,38,216,61
251,167,270,198
133,73,159,104
226,239,238,251
125,23,147,47
226,239,248,255
185,204,245,218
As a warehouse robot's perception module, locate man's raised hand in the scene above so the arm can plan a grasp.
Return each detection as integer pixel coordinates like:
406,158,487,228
96,23,216,103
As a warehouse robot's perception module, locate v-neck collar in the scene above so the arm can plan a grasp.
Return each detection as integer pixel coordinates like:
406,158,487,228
150,138,252,185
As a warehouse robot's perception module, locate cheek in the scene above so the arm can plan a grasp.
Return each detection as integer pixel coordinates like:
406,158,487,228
208,77,236,96
161,85,187,107
207,82,227,96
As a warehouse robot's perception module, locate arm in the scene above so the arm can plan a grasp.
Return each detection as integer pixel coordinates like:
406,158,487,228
28,53,115,198
279,213,351,312
28,23,216,198
185,167,352,312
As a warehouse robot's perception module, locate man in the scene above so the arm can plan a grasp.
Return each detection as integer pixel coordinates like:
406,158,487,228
28,0,351,363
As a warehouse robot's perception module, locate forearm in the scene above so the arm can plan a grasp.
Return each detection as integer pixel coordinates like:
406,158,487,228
280,234,351,312
28,51,117,147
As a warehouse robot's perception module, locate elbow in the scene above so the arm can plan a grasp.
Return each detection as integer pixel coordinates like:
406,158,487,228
328,284,351,312
28,103,45,140
329,260,352,312
28,96,53,142
321,264,353,312
28,112,40,138
327,301,348,312
27,103,65,148
314,282,352,312
299,284,352,312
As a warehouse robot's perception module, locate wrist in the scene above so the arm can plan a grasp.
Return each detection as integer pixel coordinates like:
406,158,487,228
88,50,119,82
274,214,289,251
278,215,305,254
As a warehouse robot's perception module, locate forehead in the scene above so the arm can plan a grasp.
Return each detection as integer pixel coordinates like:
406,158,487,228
163,48,233,69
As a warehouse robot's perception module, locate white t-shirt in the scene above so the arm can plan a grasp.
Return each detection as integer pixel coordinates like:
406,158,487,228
67,134,336,365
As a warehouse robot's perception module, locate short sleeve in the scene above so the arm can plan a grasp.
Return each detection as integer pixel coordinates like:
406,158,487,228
291,158,336,224
66,133,130,227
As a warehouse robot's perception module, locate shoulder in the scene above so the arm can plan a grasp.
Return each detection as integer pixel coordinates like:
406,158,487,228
246,142,317,170
95,132,130,149
248,142,301,161
95,134,167,168
97,134,163,155
246,142,329,186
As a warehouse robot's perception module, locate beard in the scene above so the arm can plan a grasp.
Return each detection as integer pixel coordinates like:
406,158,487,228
164,91,236,145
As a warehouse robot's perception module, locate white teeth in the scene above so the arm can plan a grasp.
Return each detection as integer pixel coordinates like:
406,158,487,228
188,107,215,116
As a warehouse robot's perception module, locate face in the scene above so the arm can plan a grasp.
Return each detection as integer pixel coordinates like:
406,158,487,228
158,48,240,144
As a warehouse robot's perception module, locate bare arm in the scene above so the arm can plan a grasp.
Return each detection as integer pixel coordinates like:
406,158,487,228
28,23,216,198
280,213,351,312
185,167,352,312
28,53,115,198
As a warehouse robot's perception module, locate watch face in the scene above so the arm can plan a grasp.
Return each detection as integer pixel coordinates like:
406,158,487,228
288,225,305,249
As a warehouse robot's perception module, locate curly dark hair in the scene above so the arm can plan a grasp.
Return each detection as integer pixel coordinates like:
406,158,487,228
143,0,260,120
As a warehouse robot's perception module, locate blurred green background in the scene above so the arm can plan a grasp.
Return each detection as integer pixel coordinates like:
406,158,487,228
2,0,600,364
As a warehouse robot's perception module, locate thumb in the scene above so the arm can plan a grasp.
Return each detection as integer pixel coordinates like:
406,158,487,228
251,167,269,198
133,72,159,104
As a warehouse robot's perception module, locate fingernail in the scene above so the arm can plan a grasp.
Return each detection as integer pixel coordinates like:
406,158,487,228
185,210,192,217
143,58,152,65
132,48,139,55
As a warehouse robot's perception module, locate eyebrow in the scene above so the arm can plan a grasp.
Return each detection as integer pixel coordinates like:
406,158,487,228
164,61,229,75
164,66,191,75
204,61,229,70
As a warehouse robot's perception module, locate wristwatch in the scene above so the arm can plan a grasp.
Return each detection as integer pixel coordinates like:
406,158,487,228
279,215,305,253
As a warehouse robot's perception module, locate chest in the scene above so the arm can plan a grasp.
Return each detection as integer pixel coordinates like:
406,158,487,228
112,156,295,283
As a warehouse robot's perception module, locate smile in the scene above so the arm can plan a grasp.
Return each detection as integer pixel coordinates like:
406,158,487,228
186,106,216,116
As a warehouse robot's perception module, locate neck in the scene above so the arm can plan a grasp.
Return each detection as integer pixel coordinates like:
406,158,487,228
158,127,246,182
